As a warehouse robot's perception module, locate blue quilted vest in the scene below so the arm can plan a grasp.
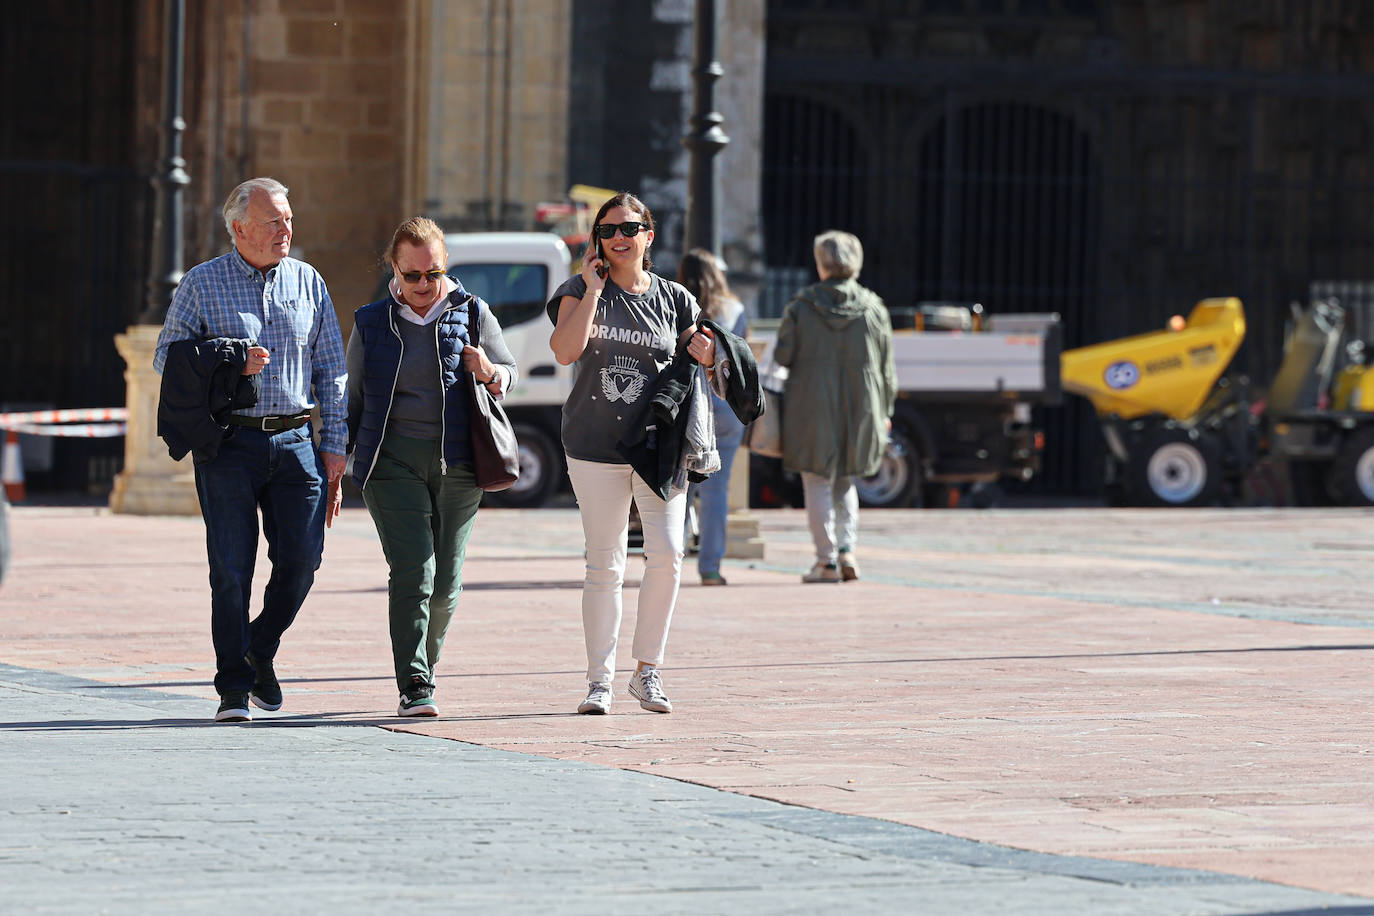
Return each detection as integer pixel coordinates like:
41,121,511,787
350,288,480,489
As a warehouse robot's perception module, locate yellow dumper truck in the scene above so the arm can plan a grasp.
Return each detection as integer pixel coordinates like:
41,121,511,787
1062,297,1374,506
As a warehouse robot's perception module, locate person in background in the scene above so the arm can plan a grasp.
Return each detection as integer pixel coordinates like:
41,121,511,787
548,191,718,715
775,230,896,584
154,177,348,723
347,217,517,718
677,249,749,586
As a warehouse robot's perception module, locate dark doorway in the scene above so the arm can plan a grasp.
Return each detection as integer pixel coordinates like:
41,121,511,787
0,4,147,493
914,101,1101,494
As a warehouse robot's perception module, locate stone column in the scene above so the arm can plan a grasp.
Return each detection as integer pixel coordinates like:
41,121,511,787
724,443,764,559
108,325,200,516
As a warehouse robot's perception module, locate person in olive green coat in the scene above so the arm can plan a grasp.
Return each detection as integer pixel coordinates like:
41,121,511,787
775,230,897,583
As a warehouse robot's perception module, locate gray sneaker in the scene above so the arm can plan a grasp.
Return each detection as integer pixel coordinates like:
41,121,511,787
578,682,612,715
628,667,673,713
802,561,841,583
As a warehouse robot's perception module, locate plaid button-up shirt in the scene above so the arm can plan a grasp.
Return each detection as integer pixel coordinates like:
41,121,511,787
153,248,348,455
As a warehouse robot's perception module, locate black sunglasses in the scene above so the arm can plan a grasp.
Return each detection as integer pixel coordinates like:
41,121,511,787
399,268,447,284
593,221,647,239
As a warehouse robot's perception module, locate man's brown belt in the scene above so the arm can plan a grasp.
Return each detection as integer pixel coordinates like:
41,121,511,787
228,412,313,432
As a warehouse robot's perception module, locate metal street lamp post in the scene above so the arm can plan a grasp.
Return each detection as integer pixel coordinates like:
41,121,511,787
138,0,189,325
682,0,730,259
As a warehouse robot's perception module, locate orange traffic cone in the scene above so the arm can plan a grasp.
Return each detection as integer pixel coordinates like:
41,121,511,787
3,429,25,504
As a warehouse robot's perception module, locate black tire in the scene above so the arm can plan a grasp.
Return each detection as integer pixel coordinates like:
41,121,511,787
1328,427,1374,507
482,422,564,508
857,425,924,508
1127,427,1221,507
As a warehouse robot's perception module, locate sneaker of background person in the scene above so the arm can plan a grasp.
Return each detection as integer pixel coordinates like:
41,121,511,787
246,650,283,711
627,667,672,713
215,691,252,723
802,561,841,583
700,571,727,586
397,675,438,717
837,550,860,582
577,682,613,715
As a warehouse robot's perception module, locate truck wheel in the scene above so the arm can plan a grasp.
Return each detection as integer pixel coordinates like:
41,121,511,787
1328,427,1374,506
1128,428,1220,507
857,426,923,508
483,422,563,508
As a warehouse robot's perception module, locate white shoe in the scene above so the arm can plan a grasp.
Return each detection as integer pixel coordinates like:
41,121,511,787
802,561,841,583
578,682,612,715
628,667,673,713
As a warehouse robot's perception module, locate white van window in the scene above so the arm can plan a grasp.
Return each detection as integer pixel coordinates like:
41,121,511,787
451,263,549,328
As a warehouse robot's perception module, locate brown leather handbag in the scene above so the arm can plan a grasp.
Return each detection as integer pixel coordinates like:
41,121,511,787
467,300,520,491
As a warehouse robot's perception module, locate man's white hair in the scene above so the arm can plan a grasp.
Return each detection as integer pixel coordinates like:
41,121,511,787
222,177,289,240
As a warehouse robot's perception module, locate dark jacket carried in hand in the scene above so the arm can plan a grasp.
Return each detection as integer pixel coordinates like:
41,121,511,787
699,317,764,426
616,318,763,499
158,337,260,465
618,340,698,500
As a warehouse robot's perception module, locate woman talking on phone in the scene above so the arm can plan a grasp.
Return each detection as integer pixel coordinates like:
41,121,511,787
548,191,718,715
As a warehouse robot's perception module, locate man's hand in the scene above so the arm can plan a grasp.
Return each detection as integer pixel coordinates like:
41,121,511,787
242,346,270,376
322,451,346,529
322,451,346,483
325,478,342,528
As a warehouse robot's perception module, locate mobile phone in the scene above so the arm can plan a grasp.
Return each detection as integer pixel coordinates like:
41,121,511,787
594,238,608,279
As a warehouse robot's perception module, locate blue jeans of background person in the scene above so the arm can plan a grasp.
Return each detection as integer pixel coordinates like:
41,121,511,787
194,424,326,696
692,426,744,579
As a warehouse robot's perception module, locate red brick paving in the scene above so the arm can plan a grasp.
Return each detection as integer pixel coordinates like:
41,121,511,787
3,504,1372,896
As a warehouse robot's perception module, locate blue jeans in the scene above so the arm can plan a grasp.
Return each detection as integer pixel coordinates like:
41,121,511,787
194,424,326,695
692,426,744,577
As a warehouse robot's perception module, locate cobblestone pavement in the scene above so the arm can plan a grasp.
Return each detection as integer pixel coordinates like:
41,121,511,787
2,504,1373,914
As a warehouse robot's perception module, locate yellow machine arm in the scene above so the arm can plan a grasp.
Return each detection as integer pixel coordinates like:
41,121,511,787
1060,297,1247,421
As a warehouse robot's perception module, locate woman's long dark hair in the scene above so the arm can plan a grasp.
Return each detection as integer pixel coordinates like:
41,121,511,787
592,191,655,272
677,248,734,321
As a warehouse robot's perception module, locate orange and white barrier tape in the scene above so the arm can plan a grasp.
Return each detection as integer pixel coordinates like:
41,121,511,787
0,408,128,437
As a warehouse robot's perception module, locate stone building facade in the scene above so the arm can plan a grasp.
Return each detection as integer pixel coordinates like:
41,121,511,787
5,0,1373,496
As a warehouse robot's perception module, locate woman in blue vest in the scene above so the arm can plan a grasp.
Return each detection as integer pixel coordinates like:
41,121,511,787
346,217,518,717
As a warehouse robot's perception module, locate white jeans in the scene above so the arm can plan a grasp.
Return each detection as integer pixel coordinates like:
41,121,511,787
566,456,686,685
800,471,858,564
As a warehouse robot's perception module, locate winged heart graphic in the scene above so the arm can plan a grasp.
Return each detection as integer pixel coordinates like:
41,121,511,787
601,368,647,403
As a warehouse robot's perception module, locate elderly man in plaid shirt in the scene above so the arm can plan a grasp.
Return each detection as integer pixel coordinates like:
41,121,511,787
154,177,347,723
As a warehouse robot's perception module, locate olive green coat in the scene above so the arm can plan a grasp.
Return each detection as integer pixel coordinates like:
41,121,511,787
774,278,897,478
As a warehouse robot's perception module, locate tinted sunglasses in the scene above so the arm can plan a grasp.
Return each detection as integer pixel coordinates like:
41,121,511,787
399,268,447,284
593,221,647,239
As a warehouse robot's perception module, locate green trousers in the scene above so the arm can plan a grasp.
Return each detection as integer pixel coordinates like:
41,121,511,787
361,433,483,692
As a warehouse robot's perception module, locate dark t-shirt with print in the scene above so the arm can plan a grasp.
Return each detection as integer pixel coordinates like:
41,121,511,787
547,273,699,463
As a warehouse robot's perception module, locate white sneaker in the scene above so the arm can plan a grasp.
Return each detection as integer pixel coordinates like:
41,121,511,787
578,682,612,715
802,561,841,583
628,667,673,713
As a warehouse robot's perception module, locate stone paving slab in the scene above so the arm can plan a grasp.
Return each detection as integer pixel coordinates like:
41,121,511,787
3,504,1374,911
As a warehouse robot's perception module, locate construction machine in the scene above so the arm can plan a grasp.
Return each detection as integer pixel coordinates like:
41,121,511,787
1061,297,1374,506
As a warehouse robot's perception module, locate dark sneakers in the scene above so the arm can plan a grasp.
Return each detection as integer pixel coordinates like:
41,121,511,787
246,651,283,711
215,692,252,723
398,675,438,717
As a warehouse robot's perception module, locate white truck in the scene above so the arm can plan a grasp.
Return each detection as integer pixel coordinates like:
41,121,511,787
438,233,1064,509
439,232,575,507
750,305,1063,508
